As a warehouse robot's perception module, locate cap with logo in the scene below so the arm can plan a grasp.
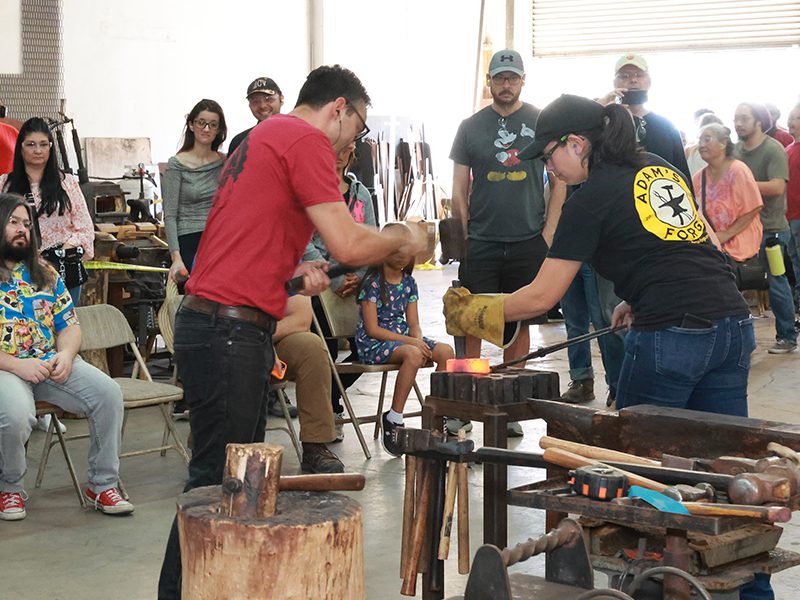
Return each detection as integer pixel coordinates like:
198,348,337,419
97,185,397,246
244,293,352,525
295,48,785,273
246,77,282,99
519,94,604,160
489,50,525,77
615,53,648,74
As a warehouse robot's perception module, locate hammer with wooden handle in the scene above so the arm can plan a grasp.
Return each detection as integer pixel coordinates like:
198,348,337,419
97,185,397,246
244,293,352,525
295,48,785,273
539,436,660,466
543,448,668,492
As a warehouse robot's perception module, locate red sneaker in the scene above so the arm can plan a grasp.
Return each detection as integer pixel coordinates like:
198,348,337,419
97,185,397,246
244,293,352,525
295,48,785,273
85,487,134,515
0,491,27,521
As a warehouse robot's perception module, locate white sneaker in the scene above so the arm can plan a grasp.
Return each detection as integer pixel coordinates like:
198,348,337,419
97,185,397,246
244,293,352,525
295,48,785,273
35,415,67,434
333,411,345,443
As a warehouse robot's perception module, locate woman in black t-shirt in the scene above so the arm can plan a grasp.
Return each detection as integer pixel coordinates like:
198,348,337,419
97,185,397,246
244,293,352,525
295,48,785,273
445,94,753,417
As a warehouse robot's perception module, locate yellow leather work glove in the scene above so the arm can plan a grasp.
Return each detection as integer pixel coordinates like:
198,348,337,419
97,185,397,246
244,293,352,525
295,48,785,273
443,287,518,348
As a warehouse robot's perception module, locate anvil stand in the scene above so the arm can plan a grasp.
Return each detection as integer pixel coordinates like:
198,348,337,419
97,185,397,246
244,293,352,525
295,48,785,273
445,279,512,550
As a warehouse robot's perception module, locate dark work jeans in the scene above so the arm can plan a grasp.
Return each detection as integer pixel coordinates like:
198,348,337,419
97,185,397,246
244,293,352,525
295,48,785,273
157,306,275,600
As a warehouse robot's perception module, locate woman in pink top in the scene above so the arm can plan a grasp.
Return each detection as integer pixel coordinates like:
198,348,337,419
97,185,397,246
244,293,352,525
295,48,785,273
692,123,763,261
1,117,94,304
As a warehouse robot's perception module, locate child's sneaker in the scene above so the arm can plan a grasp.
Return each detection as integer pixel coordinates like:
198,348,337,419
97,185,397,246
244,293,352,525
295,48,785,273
85,487,135,515
0,491,27,521
381,411,402,457
332,411,346,443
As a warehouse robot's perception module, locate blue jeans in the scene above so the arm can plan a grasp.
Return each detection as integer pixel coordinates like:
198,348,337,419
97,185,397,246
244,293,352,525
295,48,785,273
68,285,81,306
788,219,800,303
616,314,755,416
760,230,797,343
157,305,276,599
559,263,625,395
0,356,123,494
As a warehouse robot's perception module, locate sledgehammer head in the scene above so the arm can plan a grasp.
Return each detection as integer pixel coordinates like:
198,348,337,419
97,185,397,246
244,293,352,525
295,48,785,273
395,427,474,459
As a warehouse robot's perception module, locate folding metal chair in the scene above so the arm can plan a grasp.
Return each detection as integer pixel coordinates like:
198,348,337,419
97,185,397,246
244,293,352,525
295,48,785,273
33,402,86,507
312,288,425,460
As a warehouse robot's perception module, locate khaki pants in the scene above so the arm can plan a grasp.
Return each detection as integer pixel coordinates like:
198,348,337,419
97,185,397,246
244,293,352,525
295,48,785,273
275,331,336,443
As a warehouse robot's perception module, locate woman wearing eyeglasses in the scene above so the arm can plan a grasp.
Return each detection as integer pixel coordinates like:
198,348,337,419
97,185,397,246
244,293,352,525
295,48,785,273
446,94,754,418
0,117,94,305
163,99,227,285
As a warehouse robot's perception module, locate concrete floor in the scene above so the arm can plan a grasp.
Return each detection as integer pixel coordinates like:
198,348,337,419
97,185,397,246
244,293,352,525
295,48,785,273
2,263,800,599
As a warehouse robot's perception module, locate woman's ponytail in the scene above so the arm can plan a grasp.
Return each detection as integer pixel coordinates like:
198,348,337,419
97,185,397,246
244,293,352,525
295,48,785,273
585,103,645,169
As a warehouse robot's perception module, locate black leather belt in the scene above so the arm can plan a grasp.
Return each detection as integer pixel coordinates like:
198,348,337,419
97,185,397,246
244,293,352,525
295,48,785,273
181,295,276,331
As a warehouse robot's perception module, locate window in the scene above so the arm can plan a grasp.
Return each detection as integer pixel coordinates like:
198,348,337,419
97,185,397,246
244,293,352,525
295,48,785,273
532,0,800,57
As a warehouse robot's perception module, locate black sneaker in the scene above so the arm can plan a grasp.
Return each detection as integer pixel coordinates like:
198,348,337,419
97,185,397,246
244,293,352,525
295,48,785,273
267,391,298,418
300,443,345,474
381,411,403,457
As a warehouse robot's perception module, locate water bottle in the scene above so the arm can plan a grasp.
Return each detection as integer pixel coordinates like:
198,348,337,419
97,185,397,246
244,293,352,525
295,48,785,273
765,236,785,277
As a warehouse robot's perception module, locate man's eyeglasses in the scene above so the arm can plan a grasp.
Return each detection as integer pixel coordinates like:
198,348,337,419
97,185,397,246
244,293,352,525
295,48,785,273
491,74,522,85
22,141,52,150
542,135,569,163
616,70,647,81
346,101,370,141
193,119,220,131
8,217,32,230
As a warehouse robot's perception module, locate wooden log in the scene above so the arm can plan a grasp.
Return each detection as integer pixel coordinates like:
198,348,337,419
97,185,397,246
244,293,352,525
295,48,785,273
178,443,365,599
222,443,282,518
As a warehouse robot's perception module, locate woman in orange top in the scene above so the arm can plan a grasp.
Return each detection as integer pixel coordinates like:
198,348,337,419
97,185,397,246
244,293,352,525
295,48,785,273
692,123,763,262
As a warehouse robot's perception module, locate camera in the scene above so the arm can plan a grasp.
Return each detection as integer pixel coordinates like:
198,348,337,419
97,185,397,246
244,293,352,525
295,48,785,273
621,89,648,105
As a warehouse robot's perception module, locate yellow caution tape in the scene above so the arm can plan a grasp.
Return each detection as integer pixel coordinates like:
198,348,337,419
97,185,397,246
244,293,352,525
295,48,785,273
84,260,169,273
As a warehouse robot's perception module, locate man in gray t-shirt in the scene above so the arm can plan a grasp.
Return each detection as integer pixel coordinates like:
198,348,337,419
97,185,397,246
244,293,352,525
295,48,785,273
449,50,548,437
734,102,796,353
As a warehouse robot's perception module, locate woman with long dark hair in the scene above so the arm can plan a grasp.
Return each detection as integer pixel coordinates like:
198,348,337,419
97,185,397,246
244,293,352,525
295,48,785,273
0,117,94,305
162,99,227,284
446,94,753,418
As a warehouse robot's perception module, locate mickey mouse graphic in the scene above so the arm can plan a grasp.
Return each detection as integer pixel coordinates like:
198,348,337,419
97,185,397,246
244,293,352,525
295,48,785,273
490,120,536,175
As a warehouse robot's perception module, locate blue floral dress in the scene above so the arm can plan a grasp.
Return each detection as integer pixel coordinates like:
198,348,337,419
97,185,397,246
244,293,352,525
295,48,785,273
355,272,437,364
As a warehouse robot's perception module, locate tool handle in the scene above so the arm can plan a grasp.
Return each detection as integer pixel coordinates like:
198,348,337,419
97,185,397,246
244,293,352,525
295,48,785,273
492,325,625,370
767,442,800,464
278,472,365,492
285,264,354,293
438,462,459,560
456,462,470,575
683,502,791,523
540,436,660,466
543,448,668,492
401,459,433,596
400,456,417,577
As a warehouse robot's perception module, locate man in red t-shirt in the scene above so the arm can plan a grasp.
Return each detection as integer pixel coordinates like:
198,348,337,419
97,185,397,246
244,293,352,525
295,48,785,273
157,65,422,600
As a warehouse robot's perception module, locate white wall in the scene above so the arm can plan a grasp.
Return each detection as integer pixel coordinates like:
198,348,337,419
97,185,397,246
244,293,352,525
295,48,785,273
61,0,310,163
0,0,22,74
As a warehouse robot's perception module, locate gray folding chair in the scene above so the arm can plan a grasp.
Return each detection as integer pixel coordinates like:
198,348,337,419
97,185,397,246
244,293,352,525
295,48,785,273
312,287,425,460
76,304,190,463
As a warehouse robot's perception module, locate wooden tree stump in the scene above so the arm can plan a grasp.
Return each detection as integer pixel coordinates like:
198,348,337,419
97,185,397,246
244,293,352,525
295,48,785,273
178,443,365,600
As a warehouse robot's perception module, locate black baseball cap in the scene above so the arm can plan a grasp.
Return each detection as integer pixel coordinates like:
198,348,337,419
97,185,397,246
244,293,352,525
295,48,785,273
246,77,282,99
519,94,604,160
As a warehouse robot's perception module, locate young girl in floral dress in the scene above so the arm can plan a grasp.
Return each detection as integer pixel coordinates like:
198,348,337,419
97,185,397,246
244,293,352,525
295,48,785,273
355,224,454,456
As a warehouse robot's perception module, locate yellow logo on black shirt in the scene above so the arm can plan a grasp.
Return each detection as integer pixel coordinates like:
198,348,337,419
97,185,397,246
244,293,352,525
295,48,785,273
633,165,706,242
